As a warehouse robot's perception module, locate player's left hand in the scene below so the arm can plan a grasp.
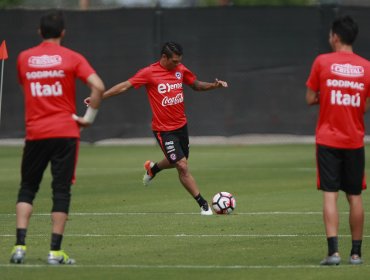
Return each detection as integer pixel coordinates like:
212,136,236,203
215,78,228,88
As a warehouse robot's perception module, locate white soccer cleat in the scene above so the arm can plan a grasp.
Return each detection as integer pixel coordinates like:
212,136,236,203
47,250,75,265
349,254,363,265
200,204,213,216
143,160,155,186
320,254,341,265
10,245,26,264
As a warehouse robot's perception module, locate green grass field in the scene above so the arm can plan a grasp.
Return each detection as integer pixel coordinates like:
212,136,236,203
1,144,370,279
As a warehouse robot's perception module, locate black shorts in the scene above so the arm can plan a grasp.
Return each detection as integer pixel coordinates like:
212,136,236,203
316,144,366,195
153,124,189,164
21,138,79,192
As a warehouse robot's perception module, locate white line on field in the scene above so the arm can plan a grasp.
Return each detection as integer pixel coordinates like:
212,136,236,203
1,233,369,238
0,263,369,269
0,211,342,216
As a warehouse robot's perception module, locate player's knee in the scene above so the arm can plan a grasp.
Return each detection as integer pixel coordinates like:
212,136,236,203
17,185,38,205
52,186,71,214
175,158,189,175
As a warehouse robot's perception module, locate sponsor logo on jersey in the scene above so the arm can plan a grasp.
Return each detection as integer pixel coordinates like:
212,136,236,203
331,90,360,107
26,70,65,80
30,81,63,97
326,79,364,90
175,72,182,79
158,82,183,94
331,63,364,78
28,55,62,68
161,93,184,107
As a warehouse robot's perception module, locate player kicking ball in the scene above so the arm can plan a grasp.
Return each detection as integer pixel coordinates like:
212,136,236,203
86,42,228,215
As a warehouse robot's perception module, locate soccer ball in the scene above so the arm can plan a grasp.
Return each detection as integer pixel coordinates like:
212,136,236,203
212,192,236,214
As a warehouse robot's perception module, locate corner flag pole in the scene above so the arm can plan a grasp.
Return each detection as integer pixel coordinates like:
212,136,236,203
0,40,9,125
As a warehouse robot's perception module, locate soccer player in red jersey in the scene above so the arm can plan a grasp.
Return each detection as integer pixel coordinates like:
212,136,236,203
87,42,227,215
306,15,370,265
10,10,105,265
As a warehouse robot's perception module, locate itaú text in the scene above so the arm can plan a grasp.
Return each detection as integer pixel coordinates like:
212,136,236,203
331,90,360,107
30,81,63,97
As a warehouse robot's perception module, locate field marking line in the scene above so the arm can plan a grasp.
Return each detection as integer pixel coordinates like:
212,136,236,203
1,233,370,238
0,211,357,216
1,263,370,269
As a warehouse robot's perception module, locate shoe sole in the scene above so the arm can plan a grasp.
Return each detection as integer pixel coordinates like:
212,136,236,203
320,256,341,265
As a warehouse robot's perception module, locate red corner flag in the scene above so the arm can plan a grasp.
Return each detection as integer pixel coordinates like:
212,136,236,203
0,40,8,60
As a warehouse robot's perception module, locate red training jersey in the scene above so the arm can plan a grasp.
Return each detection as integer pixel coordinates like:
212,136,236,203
129,61,197,131
306,51,370,148
17,41,96,140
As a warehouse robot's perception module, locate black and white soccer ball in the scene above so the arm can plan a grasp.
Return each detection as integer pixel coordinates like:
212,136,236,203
212,192,236,214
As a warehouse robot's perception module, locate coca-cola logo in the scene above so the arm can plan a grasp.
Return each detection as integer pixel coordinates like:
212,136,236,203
161,93,184,106
28,55,62,68
331,63,364,77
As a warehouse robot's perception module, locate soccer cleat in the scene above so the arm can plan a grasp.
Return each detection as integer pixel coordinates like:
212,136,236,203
10,245,26,264
320,253,341,265
349,254,363,265
200,204,213,216
143,160,155,186
47,250,75,265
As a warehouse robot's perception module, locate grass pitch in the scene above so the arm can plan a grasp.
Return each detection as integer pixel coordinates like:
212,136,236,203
1,144,370,279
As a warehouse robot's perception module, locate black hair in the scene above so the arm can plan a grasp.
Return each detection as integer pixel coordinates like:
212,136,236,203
40,10,65,39
331,15,358,45
160,42,183,58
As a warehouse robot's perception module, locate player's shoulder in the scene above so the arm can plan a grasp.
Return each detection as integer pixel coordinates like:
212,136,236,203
177,63,190,71
58,45,87,60
147,61,161,70
314,52,335,62
18,44,39,58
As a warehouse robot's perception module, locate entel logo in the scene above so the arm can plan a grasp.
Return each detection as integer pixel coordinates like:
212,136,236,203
28,55,62,68
331,63,364,78
157,82,183,94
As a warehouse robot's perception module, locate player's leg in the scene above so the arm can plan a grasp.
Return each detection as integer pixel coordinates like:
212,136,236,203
174,125,212,215
11,140,50,264
174,157,211,215
317,145,341,265
348,195,364,240
320,191,341,265
156,157,174,169
143,130,177,185
346,194,364,264
47,138,77,265
175,157,198,196
343,147,365,264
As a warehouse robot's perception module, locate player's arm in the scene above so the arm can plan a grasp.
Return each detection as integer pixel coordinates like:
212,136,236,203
189,79,228,91
306,88,320,105
74,73,105,127
84,80,133,106
102,80,133,99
